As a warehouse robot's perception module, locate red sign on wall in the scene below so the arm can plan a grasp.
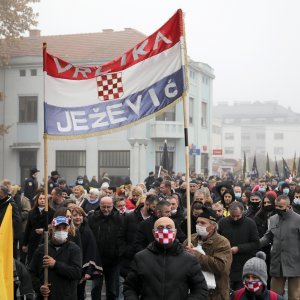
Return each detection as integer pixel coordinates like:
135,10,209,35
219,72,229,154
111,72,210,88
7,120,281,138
213,149,223,155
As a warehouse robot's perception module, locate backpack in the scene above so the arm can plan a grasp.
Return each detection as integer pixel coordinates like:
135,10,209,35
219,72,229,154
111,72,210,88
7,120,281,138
233,288,278,300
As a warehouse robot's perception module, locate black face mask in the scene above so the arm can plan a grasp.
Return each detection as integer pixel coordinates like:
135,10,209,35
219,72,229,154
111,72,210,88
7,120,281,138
275,208,286,217
263,205,274,212
250,202,260,210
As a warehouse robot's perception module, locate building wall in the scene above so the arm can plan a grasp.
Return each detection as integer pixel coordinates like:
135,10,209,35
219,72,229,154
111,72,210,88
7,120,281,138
0,55,214,185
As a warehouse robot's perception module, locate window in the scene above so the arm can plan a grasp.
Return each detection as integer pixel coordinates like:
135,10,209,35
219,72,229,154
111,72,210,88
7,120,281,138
212,125,221,134
224,147,234,154
98,150,130,187
256,133,265,139
30,69,37,76
274,147,284,155
274,133,284,140
189,70,195,79
225,132,234,140
241,134,250,140
241,147,251,154
19,96,38,123
155,151,174,173
189,97,194,125
19,69,26,77
20,150,37,185
155,106,176,121
201,102,207,127
56,151,86,184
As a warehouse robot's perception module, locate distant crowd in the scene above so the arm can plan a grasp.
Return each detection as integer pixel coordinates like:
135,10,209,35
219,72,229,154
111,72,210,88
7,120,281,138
1,167,300,299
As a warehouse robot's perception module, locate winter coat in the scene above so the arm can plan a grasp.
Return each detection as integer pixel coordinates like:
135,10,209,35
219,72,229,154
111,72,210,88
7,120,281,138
123,240,208,300
24,175,38,203
183,232,232,300
78,219,102,278
88,208,124,266
218,216,259,281
260,209,300,277
292,202,300,215
29,240,82,300
231,287,283,299
0,196,22,240
119,205,146,276
23,207,55,263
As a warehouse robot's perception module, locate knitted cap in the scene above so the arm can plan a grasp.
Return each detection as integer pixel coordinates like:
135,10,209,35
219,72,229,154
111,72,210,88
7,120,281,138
242,251,267,286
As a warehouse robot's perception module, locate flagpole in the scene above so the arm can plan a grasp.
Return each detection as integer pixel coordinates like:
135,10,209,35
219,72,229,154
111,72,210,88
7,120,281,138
180,10,191,245
43,42,49,299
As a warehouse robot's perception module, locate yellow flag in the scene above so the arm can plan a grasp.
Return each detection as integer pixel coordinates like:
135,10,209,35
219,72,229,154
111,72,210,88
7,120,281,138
0,204,13,300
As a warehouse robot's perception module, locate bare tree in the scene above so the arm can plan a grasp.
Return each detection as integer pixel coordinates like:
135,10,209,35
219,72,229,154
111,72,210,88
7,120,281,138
0,0,39,65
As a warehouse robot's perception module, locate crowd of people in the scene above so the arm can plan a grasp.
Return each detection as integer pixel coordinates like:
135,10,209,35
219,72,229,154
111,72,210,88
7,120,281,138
1,167,300,299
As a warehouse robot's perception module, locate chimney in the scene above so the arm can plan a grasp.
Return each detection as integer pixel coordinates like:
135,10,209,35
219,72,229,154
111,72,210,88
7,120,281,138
29,29,41,37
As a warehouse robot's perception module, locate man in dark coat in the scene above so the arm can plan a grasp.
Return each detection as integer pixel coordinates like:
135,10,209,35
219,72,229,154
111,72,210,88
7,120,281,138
48,170,60,194
218,201,259,291
119,195,159,277
29,216,82,300
124,217,208,300
0,185,22,257
144,171,156,191
23,167,39,206
88,196,124,300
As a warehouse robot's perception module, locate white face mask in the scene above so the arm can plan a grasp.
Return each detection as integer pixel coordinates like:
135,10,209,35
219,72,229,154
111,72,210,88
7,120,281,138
171,209,177,215
53,231,68,244
196,225,209,237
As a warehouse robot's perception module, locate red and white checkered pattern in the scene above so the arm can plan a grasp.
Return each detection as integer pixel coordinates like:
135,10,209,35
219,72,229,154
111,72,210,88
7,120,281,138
96,72,124,101
154,228,176,244
243,280,263,293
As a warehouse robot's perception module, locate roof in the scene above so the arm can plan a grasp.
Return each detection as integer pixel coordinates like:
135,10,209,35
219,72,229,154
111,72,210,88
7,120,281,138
213,101,300,121
8,29,147,63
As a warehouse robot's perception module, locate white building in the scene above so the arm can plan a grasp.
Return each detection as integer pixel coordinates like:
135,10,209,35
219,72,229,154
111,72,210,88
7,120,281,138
0,29,215,186
213,101,300,162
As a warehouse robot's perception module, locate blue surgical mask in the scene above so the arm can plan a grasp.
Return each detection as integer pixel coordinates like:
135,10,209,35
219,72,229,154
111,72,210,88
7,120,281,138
259,187,266,193
283,188,289,195
294,199,300,205
234,192,241,198
77,180,83,184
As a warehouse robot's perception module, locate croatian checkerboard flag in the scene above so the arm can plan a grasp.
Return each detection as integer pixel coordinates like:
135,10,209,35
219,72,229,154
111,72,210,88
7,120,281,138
44,9,186,138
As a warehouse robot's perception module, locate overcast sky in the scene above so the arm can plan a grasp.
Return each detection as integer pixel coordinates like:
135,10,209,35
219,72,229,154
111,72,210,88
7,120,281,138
32,0,300,112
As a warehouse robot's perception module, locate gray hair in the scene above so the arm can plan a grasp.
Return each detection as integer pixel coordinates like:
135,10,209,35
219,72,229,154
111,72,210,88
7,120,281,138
229,201,244,213
276,195,290,205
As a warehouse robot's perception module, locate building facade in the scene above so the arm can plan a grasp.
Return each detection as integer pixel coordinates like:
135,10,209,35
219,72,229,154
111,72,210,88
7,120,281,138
212,101,300,175
0,29,214,186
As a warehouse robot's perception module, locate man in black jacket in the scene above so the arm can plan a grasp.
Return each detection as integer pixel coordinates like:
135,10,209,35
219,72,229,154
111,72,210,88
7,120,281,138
23,168,39,206
124,217,208,299
29,216,82,299
0,185,22,257
218,201,259,291
88,196,124,300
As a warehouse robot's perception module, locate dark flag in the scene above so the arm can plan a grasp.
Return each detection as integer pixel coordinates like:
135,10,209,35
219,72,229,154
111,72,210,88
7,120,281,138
275,157,280,179
292,153,297,177
160,140,170,174
297,157,300,177
282,157,291,179
266,152,271,179
251,154,259,178
242,151,246,180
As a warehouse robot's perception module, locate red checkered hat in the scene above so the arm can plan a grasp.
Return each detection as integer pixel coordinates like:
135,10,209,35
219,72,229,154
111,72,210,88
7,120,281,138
154,228,176,244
